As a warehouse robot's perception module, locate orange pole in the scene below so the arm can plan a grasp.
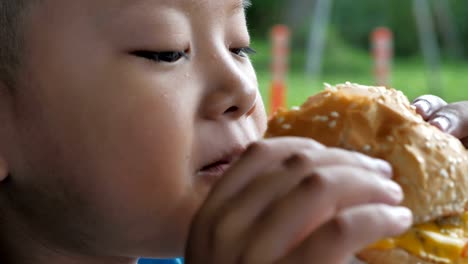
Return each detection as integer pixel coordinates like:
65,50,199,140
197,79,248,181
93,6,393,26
270,25,290,115
371,27,393,87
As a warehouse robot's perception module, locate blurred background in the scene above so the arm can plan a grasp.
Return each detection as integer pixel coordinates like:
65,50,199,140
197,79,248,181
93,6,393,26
245,0,468,110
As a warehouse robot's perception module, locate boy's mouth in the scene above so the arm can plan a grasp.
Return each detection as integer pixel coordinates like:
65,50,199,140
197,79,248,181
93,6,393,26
200,159,232,174
197,147,245,183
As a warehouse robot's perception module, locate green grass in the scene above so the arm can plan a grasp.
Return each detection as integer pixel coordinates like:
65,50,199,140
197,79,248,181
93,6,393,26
250,38,468,111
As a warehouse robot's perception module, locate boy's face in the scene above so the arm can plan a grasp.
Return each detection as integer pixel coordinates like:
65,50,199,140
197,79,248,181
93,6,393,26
3,0,266,258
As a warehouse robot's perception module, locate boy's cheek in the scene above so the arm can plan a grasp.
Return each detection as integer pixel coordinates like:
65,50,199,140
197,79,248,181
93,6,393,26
248,92,268,136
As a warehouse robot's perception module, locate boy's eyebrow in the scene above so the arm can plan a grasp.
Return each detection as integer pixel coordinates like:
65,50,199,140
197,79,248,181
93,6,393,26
242,0,252,9
230,0,252,13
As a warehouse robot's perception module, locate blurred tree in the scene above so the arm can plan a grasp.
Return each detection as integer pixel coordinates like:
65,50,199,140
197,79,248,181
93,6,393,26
332,0,420,57
433,0,464,59
247,0,468,60
246,0,286,37
450,0,468,57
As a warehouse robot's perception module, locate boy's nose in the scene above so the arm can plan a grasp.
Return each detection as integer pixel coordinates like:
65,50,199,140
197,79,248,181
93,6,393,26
200,54,258,120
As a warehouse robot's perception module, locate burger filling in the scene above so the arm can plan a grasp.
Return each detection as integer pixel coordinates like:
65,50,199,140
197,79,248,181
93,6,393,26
370,212,468,263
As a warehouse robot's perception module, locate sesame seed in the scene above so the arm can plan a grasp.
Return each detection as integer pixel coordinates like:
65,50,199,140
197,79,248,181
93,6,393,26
450,164,456,175
349,103,358,109
330,111,340,118
282,124,292,130
313,115,330,122
328,120,337,128
276,117,285,124
422,215,431,222
369,87,379,93
416,156,424,164
387,136,395,142
291,106,300,111
319,116,329,122
324,83,332,89
326,85,338,92
363,145,372,152
440,169,449,178
400,178,409,184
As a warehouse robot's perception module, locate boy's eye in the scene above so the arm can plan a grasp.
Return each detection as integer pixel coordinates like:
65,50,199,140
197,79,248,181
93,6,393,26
230,47,257,58
130,50,188,63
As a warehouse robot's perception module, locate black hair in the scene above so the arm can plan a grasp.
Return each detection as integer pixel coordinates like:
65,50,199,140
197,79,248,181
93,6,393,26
0,0,34,88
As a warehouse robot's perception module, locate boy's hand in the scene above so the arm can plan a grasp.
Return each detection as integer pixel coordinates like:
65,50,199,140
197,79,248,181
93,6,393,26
186,138,412,264
413,95,468,147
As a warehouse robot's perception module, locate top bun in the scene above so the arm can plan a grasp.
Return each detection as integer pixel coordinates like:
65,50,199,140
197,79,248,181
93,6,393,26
265,83,468,223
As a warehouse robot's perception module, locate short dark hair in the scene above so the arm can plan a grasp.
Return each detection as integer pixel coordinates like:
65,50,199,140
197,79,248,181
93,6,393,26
0,0,34,88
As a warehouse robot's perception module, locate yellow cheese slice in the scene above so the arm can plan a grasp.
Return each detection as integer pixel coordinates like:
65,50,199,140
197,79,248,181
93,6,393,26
369,213,468,263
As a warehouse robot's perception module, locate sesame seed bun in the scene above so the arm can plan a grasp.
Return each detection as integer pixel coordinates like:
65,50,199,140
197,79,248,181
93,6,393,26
265,83,468,264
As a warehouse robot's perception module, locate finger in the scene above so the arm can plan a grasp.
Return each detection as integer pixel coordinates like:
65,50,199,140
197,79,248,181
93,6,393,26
240,166,404,264
209,168,307,263
412,95,447,120
281,204,412,264
427,102,468,139
350,257,367,264
210,150,392,262
306,148,393,178
205,138,324,212
206,144,389,217
189,137,324,261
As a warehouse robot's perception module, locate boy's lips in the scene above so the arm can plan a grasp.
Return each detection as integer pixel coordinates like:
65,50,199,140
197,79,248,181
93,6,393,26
197,146,246,183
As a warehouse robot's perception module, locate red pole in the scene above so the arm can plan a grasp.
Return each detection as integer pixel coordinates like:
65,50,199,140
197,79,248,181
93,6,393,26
270,25,290,114
371,27,393,87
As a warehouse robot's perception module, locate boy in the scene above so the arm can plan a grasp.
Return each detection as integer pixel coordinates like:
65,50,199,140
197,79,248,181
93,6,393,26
0,0,466,263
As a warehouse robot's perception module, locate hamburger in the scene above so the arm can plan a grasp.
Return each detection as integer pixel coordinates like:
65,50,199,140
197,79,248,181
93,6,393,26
265,82,468,264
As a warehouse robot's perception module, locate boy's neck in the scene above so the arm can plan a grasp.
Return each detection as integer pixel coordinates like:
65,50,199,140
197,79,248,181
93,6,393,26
0,212,137,264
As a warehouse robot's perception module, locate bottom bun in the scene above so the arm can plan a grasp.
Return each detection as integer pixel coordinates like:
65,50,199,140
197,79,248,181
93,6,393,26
358,248,438,264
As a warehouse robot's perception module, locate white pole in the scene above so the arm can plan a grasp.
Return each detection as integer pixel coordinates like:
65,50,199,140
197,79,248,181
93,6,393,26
305,0,333,80
413,0,443,96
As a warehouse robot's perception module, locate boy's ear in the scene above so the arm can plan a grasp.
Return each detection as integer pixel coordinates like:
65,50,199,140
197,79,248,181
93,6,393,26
0,158,8,182
0,81,14,183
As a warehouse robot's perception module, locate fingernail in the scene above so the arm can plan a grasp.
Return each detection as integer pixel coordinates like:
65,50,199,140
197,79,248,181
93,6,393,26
376,159,393,178
356,154,393,178
390,207,413,229
386,181,403,202
430,116,452,132
413,100,431,115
